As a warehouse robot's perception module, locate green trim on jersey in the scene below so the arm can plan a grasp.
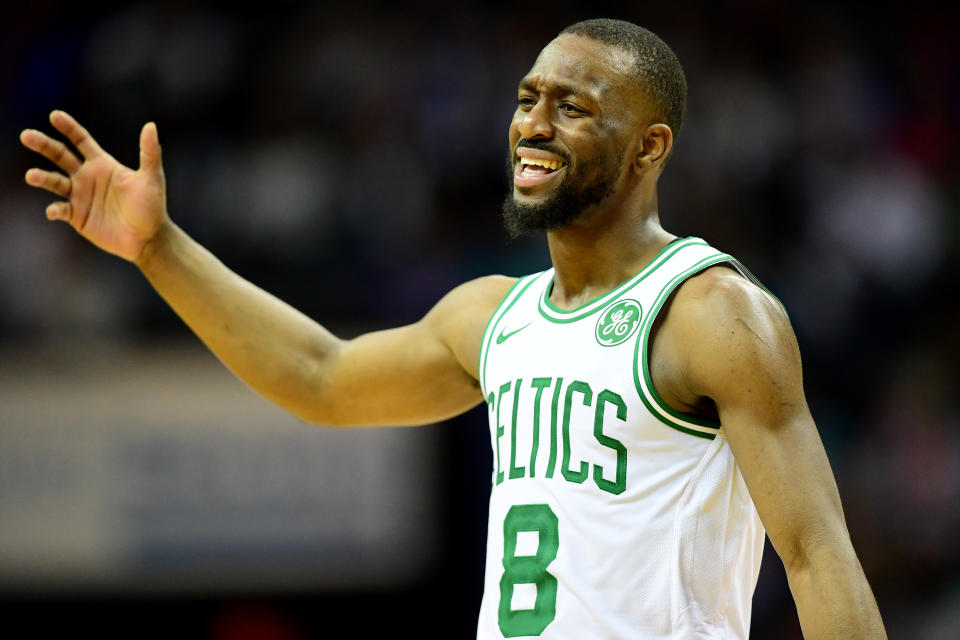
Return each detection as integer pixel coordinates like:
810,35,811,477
479,272,548,397
633,253,739,439
537,237,708,324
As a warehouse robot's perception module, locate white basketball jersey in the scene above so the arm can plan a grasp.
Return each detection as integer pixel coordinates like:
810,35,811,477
476,238,767,639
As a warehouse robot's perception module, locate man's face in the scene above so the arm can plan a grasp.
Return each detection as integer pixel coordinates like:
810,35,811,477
502,34,645,238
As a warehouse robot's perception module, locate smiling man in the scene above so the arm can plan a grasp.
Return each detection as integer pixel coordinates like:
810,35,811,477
20,17,884,640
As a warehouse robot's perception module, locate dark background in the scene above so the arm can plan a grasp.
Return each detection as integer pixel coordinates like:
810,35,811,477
1,1,958,637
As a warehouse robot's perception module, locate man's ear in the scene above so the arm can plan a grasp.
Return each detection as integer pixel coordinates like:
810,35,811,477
634,123,674,173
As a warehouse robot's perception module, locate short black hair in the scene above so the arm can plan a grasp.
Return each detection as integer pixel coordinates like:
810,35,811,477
560,18,687,136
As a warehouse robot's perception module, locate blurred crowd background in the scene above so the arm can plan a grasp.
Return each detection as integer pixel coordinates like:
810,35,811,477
1,1,958,637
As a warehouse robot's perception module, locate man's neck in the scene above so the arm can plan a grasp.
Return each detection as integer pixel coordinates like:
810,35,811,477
546,201,675,311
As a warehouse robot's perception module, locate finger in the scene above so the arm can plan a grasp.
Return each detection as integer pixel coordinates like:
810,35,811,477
138,122,162,177
49,110,105,160
25,168,72,198
19,129,82,175
45,201,73,223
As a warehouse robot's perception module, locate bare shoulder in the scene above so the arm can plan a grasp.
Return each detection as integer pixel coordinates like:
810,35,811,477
426,275,519,331
673,265,784,322
670,265,792,345
429,275,519,315
424,275,519,379
666,265,802,404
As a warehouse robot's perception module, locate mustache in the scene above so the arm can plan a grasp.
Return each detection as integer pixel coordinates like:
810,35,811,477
514,139,570,164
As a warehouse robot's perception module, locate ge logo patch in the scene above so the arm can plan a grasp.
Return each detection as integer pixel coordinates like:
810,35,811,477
595,299,642,347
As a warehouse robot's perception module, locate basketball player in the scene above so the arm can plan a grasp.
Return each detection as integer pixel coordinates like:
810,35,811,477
20,18,884,640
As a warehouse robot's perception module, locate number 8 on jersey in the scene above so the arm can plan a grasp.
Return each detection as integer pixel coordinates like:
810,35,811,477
498,504,560,637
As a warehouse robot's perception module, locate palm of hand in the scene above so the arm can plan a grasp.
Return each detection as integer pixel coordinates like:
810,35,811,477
68,155,166,262
21,110,168,264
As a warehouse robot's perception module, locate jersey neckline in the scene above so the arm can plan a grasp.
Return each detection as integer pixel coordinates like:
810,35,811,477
537,237,707,324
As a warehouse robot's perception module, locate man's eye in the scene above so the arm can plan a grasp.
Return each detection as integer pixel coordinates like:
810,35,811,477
560,103,584,115
518,97,537,109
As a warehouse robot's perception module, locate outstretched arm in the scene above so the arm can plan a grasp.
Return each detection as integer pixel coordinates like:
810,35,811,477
21,111,512,426
137,223,508,425
661,267,886,639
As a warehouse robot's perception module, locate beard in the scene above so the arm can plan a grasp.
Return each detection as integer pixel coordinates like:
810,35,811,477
501,141,623,240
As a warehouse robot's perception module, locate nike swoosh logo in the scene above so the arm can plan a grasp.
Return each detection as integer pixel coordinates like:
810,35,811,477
496,322,532,345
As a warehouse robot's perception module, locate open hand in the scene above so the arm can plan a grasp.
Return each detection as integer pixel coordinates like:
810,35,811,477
20,110,168,264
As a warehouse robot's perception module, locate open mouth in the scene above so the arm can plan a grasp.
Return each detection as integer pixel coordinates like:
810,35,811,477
514,155,567,189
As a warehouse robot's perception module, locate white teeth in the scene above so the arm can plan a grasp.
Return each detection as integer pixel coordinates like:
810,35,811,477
520,157,565,170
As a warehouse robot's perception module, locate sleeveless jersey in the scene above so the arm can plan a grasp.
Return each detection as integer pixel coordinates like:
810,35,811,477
475,238,768,639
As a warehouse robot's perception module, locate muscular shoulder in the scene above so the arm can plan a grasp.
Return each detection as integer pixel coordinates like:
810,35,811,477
432,275,518,313
663,265,802,410
425,275,519,380
426,275,518,331
670,265,786,335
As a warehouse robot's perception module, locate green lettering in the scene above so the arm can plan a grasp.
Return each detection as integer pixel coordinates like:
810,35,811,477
561,380,591,484
495,381,511,485
528,378,552,478
593,389,628,495
545,377,563,479
509,378,525,479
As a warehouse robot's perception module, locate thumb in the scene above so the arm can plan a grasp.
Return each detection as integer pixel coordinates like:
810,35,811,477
138,122,163,177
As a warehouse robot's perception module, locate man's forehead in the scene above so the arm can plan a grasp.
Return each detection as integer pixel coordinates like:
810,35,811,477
521,34,636,95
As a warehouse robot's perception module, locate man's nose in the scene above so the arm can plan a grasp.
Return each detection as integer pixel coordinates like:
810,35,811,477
518,100,555,140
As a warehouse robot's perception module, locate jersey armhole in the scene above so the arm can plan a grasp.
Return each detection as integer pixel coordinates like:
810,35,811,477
632,254,742,439
478,272,546,397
